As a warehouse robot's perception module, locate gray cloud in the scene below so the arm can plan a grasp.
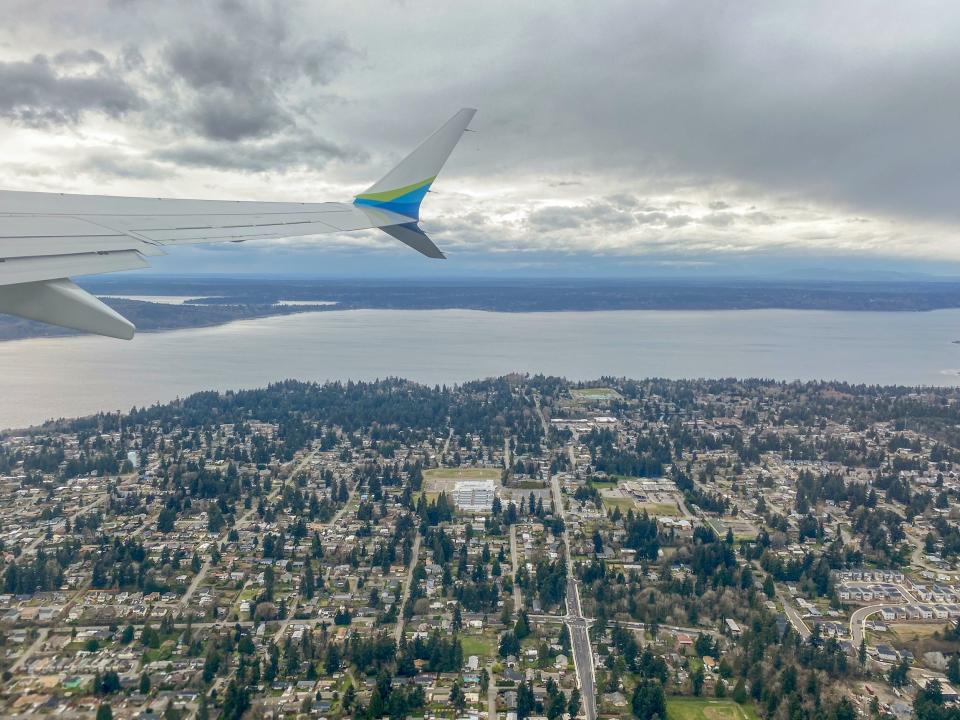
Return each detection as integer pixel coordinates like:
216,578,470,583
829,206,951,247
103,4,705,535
71,150,173,180
159,0,353,141
701,213,736,228
478,1,960,224
154,130,361,172
0,54,141,126
52,49,107,66
185,92,288,143
527,201,637,232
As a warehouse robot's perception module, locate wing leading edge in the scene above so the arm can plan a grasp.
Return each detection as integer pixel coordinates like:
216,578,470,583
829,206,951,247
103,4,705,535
0,107,476,338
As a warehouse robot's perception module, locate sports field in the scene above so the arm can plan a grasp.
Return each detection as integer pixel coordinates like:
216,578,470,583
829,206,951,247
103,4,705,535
423,467,501,482
666,698,759,720
588,479,618,490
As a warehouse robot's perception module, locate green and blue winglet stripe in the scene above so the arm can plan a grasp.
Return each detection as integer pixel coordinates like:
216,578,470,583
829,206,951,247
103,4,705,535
354,176,435,220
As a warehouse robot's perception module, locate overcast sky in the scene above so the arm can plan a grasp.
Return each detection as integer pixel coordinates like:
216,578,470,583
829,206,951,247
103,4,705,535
2,0,959,278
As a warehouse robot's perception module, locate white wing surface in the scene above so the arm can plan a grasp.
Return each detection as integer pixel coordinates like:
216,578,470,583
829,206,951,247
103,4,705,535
0,108,476,339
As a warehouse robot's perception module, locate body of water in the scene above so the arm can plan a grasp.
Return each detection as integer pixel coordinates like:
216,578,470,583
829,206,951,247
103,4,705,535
99,295,209,305
1,308,960,429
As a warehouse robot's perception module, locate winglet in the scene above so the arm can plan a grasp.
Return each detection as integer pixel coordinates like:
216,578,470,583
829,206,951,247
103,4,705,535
380,223,445,259
354,108,476,220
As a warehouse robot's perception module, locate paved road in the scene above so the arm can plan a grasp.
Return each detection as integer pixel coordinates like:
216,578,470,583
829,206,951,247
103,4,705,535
549,468,596,720
533,394,550,438
11,628,48,672
850,603,905,647
905,528,959,578
549,475,566,556
180,556,213,611
778,591,812,641
841,583,916,647
509,524,523,611
440,429,453,462
394,533,422,642
275,596,302,640
529,614,720,639
487,664,497,720
41,616,379,635
675,495,694,520
565,578,597,720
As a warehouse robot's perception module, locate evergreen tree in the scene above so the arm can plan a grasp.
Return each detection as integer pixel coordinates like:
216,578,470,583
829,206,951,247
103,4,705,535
948,654,960,685
303,561,315,599
631,680,666,720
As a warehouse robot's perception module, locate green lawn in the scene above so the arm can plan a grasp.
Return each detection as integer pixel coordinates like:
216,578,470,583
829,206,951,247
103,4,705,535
424,468,501,482
601,496,637,512
142,643,175,663
589,479,618,489
637,502,680,516
667,698,759,720
460,634,497,659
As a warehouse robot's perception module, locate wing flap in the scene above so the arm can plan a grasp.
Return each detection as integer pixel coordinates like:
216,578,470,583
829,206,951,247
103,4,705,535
0,249,149,286
0,216,164,258
134,220,342,244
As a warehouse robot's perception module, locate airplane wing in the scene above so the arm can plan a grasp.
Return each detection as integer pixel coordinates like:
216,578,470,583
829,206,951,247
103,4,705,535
0,107,476,339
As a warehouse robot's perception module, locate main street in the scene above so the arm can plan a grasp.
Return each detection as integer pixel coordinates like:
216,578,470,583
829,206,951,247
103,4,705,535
565,579,597,720
549,469,597,720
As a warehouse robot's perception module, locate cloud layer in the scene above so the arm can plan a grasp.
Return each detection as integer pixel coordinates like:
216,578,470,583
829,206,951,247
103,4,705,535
1,0,959,274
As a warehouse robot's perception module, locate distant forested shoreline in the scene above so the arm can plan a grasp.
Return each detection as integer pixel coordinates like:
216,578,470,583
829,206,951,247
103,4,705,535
3,277,960,341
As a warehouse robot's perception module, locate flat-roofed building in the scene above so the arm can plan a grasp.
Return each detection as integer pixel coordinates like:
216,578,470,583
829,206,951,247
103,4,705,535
453,480,496,512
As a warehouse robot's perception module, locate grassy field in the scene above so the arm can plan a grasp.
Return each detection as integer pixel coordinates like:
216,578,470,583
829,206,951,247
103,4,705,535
460,633,497,659
424,467,501,482
589,479,618,489
517,480,547,489
602,496,638,512
890,623,943,641
667,697,759,720
571,387,622,401
637,501,680,516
